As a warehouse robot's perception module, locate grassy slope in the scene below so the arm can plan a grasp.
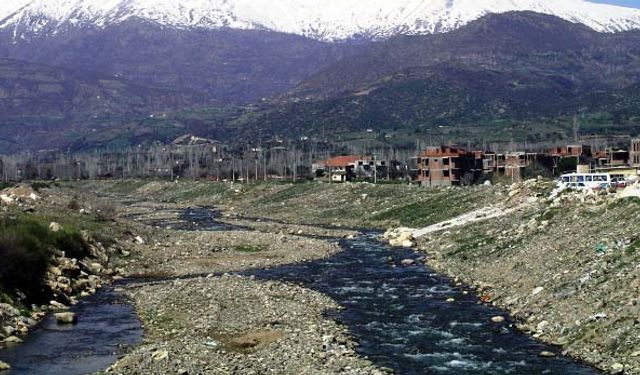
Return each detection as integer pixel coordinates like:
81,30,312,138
89,180,502,229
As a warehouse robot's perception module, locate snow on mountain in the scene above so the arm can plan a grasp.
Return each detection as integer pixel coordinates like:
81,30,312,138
1,0,640,41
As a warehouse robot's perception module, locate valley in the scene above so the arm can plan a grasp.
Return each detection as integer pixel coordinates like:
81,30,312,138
1,1,640,374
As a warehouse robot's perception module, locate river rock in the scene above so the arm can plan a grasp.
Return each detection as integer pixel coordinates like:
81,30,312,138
539,351,556,358
55,312,77,324
0,361,10,371
3,336,23,344
491,316,505,323
151,349,169,361
401,259,415,266
612,363,625,373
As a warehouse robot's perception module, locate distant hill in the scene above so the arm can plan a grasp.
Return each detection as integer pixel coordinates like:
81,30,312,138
3,12,640,152
0,58,205,153
228,13,640,143
0,21,350,104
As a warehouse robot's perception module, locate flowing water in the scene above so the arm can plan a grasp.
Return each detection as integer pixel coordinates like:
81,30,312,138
0,288,142,375
0,207,602,374
249,234,602,375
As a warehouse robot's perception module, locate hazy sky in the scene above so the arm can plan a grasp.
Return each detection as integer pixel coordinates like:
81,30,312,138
591,0,640,8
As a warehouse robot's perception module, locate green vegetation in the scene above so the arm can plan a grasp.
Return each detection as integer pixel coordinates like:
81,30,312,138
104,180,151,194
0,217,53,301
0,215,97,303
371,192,483,227
0,216,88,302
625,239,640,256
262,182,322,204
233,245,268,253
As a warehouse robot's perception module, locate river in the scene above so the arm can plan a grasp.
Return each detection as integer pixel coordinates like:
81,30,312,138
0,207,602,374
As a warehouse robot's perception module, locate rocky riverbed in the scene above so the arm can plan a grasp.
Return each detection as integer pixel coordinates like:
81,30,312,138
102,275,385,375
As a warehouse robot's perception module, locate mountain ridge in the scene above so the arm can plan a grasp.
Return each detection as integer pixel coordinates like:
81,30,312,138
2,0,640,42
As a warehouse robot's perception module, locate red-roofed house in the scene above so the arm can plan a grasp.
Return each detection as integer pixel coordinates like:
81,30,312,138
313,155,383,182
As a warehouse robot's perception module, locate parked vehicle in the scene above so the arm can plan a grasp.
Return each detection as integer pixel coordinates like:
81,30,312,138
610,177,628,188
558,173,611,190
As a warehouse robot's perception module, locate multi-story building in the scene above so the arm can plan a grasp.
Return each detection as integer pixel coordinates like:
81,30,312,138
630,139,640,166
413,146,481,187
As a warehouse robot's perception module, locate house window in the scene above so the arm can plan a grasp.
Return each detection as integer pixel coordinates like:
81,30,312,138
443,170,450,177
443,158,450,166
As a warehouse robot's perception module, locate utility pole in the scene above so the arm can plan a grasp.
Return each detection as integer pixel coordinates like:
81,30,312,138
373,154,377,184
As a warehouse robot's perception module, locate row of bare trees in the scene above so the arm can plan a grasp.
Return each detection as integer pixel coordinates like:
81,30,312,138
0,140,417,182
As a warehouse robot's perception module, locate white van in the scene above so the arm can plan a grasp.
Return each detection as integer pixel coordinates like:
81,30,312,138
558,173,611,190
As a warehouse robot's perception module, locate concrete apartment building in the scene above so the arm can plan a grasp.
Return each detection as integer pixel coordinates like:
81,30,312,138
630,139,640,166
413,146,481,187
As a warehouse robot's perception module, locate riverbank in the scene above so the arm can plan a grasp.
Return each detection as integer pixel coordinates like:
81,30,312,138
0,184,138,372
79,179,640,374
410,182,640,375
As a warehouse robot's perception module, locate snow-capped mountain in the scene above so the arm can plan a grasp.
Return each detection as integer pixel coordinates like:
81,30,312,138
1,0,640,41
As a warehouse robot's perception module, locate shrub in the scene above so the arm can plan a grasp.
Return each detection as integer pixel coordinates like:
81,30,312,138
52,229,91,260
94,201,117,222
30,182,51,192
68,194,82,210
522,162,552,179
0,218,53,302
0,217,91,303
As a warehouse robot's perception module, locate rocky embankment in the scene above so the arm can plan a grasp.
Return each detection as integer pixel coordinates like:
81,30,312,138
384,179,640,374
0,184,135,372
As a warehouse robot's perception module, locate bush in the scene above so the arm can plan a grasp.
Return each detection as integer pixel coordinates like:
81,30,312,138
0,218,53,302
52,229,91,260
523,162,552,179
94,201,117,222
30,182,51,192
0,217,91,303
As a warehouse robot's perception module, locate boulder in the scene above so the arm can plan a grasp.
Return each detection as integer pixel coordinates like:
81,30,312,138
55,312,77,324
0,195,13,205
0,361,10,371
48,222,62,232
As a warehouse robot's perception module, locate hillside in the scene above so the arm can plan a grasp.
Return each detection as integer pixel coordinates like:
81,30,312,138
227,13,640,144
0,22,351,104
0,58,205,153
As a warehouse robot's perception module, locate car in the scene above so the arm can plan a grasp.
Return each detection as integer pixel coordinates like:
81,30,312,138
610,177,627,188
